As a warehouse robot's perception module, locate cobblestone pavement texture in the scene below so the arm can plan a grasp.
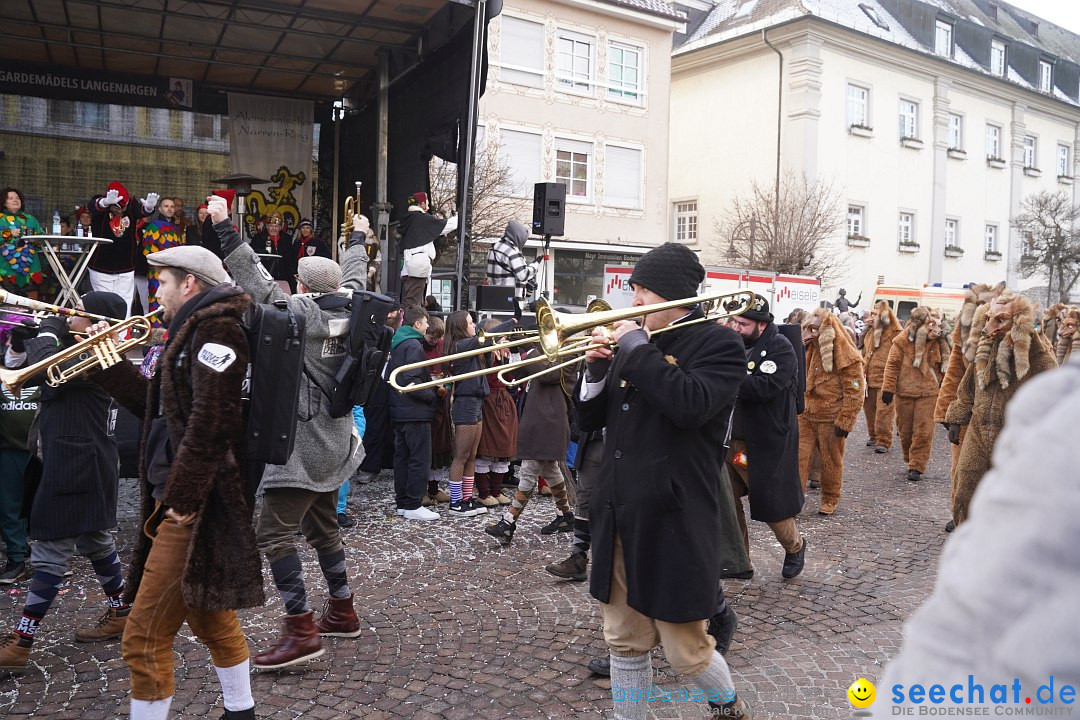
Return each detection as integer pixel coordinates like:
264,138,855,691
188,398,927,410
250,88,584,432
0,418,953,719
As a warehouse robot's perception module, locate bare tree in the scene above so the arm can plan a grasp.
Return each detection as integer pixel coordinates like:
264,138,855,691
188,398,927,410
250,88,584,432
709,172,846,286
1011,190,1080,304
428,142,530,241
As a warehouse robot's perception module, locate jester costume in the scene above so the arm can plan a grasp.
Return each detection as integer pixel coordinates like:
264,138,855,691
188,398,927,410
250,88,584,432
0,211,46,291
138,219,183,326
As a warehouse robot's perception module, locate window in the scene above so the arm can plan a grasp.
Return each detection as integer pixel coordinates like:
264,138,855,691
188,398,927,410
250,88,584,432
991,40,1006,76
898,99,919,139
1023,135,1037,168
604,145,642,208
674,201,698,242
500,16,545,88
986,124,1002,159
948,113,963,149
556,29,594,93
1040,60,1053,93
898,212,915,244
48,100,108,130
555,138,592,199
859,3,890,30
847,84,869,127
1058,143,1071,177
935,20,953,57
985,224,998,253
608,43,642,103
848,205,865,237
945,218,959,248
499,129,543,197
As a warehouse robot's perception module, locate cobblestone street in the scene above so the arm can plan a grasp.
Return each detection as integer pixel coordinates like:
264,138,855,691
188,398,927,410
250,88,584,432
0,418,952,719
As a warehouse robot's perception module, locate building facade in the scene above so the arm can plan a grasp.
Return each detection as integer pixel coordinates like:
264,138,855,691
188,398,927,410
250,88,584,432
668,0,1080,304
480,0,682,307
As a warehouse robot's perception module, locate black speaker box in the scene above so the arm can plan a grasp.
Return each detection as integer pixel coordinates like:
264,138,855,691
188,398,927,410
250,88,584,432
532,182,566,236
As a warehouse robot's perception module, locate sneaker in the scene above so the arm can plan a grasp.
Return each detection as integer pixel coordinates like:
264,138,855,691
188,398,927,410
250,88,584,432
709,696,751,718
781,536,807,579
539,512,574,535
484,518,516,542
0,561,29,585
448,501,471,517
394,508,406,516
337,513,356,528
401,507,440,521
545,551,588,580
587,655,610,676
463,498,488,517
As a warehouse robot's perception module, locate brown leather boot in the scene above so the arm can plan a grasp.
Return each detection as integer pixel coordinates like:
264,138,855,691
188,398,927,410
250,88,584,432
75,607,128,643
252,611,324,670
314,594,362,638
0,632,30,673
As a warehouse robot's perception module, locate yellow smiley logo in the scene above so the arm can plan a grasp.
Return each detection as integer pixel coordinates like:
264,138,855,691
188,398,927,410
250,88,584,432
847,678,876,709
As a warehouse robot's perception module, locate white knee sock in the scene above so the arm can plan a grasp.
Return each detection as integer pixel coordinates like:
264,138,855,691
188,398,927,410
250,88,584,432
610,653,651,720
690,650,737,706
214,660,255,711
130,697,173,720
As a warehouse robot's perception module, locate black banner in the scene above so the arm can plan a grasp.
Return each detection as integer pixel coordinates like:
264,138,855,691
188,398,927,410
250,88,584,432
0,62,195,110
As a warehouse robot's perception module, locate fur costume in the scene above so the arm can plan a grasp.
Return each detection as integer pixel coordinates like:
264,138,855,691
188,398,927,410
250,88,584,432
799,308,865,512
1054,306,1080,365
882,307,947,474
945,292,1057,525
863,300,902,448
1041,302,1067,348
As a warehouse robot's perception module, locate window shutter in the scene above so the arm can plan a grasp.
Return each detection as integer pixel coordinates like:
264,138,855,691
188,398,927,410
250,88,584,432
501,18,544,87
604,146,642,209
500,129,543,196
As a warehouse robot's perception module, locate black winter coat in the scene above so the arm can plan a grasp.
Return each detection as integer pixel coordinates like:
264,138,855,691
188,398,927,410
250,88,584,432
575,311,751,623
24,335,119,541
730,322,804,522
387,332,437,422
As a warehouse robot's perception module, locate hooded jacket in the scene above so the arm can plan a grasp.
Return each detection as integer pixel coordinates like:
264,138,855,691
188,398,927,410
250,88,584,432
486,220,537,294
863,301,902,388
386,325,437,422
882,310,947,399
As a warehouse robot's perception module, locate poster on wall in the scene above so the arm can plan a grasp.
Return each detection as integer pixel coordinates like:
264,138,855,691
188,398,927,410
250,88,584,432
602,265,634,309
227,92,314,238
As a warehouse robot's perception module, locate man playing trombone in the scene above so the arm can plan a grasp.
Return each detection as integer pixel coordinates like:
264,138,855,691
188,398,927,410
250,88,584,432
574,242,751,719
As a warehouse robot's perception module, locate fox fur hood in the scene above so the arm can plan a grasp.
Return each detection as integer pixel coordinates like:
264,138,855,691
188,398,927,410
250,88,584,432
805,307,861,374
974,291,1038,390
960,282,1006,363
1055,306,1080,365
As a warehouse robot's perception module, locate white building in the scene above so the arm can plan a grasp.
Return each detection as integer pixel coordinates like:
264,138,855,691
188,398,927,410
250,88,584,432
481,0,683,307
668,0,1080,304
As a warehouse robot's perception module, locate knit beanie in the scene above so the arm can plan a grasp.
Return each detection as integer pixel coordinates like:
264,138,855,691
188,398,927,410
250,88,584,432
298,256,342,293
628,243,704,301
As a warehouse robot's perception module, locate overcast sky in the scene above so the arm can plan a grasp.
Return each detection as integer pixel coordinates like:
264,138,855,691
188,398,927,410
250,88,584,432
1006,0,1080,35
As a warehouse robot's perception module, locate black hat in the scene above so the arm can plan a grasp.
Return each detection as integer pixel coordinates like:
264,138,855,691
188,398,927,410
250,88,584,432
740,294,773,323
628,243,704,301
81,291,127,321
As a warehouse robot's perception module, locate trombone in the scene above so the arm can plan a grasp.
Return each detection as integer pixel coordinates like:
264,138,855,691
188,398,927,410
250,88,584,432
388,289,755,393
497,292,756,388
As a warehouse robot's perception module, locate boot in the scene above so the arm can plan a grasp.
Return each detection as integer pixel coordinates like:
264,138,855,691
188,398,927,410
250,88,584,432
252,611,324,670
545,551,588,581
706,605,738,656
540,512,574,535
75,607,128,643
484,518,516,544
314,595,362,638
0,632,30,673
434,490,452,503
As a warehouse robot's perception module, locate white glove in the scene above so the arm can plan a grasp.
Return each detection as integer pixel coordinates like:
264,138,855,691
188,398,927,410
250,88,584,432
98,188,122,208
141,193,160,213
207,196,230,224
442,214,459,235
353,214,370,234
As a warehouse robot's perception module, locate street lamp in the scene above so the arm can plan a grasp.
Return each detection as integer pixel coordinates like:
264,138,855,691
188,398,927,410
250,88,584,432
727,214,758,267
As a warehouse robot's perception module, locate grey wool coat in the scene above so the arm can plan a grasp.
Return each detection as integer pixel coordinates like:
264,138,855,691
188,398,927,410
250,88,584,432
506,346,576,461
225,226,368,493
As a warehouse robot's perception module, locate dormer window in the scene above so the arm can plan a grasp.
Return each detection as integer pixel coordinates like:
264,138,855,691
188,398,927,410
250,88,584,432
991,40,1006,76
987,4,998,21
1040,60,1053,93
859,3,890,31
935,20,953,58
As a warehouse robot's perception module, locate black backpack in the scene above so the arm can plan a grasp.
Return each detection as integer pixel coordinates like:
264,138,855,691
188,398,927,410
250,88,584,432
313,290,394,418
242,300,306,465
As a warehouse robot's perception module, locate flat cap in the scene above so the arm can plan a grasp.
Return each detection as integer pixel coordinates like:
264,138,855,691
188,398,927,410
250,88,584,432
147,245,231,286
298,256,342,294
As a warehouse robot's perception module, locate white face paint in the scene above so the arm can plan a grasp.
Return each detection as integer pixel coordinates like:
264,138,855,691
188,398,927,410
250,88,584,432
197,343,238,372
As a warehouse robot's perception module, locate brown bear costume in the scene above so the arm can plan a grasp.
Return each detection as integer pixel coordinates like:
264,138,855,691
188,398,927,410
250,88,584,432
934,282,1004,508
945,291,1057,525
881,307,947,481
862,300,902,451
799,308,864,515
1054,306,1080,365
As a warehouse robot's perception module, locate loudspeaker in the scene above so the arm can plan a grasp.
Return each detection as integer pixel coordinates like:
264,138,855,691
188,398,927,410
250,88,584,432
477,284,518,312
532,182,565,236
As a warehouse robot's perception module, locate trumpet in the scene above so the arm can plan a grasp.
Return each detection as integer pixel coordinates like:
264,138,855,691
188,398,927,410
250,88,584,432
388,290,755,393
0,312,159,398
342,181,362,238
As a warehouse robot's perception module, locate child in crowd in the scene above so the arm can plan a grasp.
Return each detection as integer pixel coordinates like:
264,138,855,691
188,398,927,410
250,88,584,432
474,318,516,509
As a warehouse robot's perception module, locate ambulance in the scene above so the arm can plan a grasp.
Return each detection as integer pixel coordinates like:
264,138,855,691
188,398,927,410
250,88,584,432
871,283,968,322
